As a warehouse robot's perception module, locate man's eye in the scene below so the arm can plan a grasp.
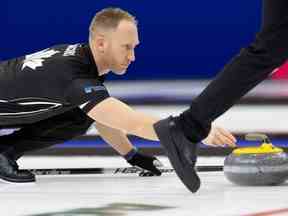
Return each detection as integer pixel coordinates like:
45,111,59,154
125,45,132,50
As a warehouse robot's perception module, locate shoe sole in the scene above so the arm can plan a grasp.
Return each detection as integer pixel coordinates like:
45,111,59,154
154,117,201,193
0,173,35,183
0,178,36,185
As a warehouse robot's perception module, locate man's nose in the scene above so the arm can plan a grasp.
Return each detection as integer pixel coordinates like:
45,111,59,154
128,49,135,62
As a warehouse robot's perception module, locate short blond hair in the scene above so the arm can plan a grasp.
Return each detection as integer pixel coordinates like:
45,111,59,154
89,8,137,43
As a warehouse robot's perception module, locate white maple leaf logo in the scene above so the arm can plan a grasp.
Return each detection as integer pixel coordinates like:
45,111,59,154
21,48,60,70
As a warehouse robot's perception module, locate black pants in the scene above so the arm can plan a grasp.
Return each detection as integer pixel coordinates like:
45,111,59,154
179,0,288,142
0,108,94,160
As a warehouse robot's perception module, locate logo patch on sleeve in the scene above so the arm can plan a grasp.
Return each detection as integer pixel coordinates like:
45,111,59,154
84,86,107,94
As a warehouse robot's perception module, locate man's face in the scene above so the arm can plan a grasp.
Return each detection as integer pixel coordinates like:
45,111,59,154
104,20,139,75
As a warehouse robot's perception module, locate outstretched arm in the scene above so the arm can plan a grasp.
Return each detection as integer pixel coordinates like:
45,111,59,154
88,97,159,141
88,97,236,147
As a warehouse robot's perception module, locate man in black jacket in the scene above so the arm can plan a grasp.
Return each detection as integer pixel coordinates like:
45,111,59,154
0,8,235,185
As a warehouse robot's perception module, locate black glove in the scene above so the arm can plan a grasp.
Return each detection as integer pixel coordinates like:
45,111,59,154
124,148,163,176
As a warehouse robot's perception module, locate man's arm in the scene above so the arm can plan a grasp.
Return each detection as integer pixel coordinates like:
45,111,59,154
88,97,236,146
94,120,134,155
95,119,163,176
88,97,160,141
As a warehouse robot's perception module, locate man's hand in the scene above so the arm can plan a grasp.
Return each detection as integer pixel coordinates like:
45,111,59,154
125,149,163,176
202,125,237,147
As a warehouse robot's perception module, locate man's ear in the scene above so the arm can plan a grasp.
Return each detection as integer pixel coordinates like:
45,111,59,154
93,34,106,53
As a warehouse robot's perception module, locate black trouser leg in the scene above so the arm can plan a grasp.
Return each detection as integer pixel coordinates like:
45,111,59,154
178,0,288,142
0,108,94,160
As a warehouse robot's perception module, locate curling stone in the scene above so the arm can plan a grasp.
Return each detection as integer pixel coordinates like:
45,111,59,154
224,134,288,186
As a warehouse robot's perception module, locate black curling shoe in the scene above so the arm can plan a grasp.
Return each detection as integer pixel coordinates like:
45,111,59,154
0,154,35,183
153,116,201,193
